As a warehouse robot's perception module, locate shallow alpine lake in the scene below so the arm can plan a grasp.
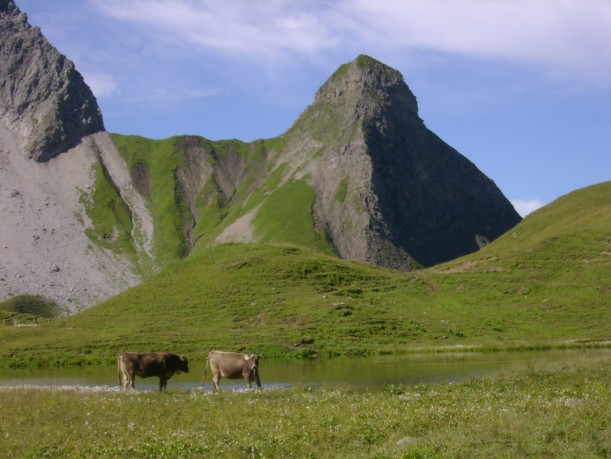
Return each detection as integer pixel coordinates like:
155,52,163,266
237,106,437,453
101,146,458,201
0,348,607,391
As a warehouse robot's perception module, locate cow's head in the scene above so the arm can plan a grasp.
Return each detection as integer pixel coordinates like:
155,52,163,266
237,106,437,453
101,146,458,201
245,353,260,375
178,355,189,373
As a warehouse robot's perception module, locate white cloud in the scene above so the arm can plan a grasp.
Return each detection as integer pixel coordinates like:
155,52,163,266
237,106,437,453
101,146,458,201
82,72,118,98
144,85,226,105
511,198,545,217
91,0,611,84
93,0,339,57
341,0,611,84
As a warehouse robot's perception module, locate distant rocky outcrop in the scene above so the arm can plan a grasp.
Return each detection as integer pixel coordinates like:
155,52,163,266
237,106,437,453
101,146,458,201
0,0,104,162
283,55,521,268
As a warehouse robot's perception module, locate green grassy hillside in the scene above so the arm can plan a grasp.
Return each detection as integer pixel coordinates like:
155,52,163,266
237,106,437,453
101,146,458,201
0,183,609,368
436,180,611,312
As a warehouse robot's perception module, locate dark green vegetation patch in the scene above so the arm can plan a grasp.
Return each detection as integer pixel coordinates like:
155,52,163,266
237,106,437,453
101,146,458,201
0,295,62,325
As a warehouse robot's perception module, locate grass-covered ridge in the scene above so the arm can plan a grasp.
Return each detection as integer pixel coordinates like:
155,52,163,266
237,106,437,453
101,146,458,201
0,182,609,368
107,133,333,265
439,180,611,272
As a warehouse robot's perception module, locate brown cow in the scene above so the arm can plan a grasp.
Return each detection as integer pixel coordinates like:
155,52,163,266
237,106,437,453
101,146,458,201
117,352,189,391
202,351,261,390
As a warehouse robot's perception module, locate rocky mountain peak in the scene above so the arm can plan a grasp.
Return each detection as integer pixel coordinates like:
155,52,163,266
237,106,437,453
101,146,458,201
315,55,418,121
0,0,104,162
286,55,521,269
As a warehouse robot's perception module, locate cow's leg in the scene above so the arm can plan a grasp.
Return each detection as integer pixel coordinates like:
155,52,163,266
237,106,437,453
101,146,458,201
129,372,135,389
118,357,129,388
212,372,221,390
159,377,168,391
121,371,130,388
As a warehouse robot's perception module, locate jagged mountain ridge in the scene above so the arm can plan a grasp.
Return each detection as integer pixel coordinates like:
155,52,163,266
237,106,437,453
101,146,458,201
1,1,520,311
0,0,104,161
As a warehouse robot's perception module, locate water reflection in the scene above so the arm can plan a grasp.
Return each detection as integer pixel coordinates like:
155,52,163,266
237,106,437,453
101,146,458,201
0,349,607,391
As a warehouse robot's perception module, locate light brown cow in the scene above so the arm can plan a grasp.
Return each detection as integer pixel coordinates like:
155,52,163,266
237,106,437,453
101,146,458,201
202,351,261,390
117,352,189,391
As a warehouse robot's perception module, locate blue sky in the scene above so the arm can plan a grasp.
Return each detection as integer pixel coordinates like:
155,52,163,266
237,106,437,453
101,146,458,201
15,0,611,216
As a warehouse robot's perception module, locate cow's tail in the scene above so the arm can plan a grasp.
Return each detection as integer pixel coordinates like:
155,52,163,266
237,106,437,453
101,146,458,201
202,355,210,385
117,354,123,387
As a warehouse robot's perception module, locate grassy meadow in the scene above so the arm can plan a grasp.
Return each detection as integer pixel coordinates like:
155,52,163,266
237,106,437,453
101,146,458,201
1,352,608,458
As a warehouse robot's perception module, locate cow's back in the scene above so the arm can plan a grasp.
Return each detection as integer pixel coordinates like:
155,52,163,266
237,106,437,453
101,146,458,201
136,352,176,377
208,351,246,378
118,352,189,390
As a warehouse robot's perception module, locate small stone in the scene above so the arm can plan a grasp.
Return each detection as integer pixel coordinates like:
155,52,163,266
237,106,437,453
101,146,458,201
396,437,418,446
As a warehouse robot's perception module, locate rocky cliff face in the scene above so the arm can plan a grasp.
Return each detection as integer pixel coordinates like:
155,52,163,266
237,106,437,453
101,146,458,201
284,55,521,269
0,1,151,312
0,0,104,162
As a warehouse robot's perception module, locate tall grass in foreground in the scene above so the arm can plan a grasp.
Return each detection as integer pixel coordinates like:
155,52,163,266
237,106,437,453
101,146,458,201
1,354,608,458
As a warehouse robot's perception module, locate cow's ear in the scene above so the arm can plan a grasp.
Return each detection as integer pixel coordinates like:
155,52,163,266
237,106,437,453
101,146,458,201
181,355,188,361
